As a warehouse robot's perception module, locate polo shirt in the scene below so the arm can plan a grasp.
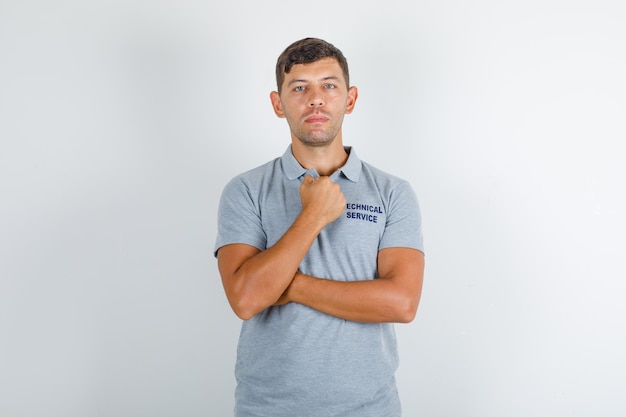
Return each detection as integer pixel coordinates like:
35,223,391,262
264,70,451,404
215,145,424,417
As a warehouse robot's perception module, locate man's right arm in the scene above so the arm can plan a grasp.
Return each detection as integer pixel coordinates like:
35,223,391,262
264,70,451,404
217,175,345,320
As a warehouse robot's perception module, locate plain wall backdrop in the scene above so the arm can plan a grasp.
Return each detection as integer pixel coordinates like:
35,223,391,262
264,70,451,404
1,0,625,416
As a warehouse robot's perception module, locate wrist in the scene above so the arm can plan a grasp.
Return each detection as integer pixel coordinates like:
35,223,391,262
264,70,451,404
289,271,307,303
294,210,327,235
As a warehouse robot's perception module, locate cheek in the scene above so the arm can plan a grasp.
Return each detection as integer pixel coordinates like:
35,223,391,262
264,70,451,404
281,100,303,117
280,98,301,117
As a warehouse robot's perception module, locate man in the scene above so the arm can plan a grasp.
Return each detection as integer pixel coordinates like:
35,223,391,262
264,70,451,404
215,38,425,417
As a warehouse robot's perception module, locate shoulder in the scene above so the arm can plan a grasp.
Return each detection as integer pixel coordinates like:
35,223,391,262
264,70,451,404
359,160,414,195
223,157,282,191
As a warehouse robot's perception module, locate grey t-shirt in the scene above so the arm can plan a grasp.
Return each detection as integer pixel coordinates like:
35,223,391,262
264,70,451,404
215,145,424,417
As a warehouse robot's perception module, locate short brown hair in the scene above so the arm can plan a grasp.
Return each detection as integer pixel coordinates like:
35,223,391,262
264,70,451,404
275,38,350,93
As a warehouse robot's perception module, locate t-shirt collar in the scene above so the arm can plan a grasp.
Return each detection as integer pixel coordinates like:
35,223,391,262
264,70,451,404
281,144,362,182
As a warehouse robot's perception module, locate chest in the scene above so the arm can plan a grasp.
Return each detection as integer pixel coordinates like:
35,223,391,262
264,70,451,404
259,179,387,252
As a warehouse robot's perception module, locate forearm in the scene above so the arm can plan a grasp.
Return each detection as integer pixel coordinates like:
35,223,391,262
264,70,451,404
278,248,425,323
219,212,326,320
284,272,419,323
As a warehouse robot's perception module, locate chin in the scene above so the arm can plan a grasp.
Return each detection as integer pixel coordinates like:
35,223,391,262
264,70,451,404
296,132,338,146
299,138,335,147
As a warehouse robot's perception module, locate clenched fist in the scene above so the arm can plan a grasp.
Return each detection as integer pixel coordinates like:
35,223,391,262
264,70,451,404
299,175,346,228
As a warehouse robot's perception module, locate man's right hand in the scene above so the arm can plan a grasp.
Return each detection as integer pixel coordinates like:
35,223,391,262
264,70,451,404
299,175,346,227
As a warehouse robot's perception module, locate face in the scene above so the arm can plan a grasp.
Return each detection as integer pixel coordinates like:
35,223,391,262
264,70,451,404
270,57,358,147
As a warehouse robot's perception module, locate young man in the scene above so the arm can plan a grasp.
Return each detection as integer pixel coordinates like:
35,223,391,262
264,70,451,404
215,38,425,417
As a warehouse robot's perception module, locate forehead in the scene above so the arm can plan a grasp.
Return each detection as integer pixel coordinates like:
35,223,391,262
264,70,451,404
284,57,345,83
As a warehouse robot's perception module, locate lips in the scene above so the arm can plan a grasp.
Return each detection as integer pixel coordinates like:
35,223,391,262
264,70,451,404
304,114,329,123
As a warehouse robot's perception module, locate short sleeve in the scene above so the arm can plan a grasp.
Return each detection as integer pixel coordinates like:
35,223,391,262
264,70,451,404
379,180,424,253
214,177,267,257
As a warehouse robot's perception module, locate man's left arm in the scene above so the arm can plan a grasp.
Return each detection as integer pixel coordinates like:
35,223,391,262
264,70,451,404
275,247,424,323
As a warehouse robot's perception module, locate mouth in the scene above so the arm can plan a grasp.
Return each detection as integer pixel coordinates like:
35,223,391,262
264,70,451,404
304,113,329,124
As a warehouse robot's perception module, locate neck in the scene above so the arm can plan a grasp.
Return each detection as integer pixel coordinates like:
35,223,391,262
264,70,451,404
291,136,348,176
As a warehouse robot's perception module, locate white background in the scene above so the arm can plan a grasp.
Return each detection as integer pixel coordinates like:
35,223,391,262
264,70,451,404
1,1,625,416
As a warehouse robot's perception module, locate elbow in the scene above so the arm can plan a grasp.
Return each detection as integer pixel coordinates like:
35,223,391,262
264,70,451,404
229,294,264,321
232,306,255,321
230,303,256,321
393,297,419,324
393,280,423,323
395,307,416,324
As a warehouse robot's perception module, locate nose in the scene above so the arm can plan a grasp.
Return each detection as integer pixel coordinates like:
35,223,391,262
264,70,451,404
308,89,324,107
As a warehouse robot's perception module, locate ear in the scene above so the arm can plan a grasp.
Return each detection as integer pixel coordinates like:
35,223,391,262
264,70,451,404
270,91,286,118
344,86,358,114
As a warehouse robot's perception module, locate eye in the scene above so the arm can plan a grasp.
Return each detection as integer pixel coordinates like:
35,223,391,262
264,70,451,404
294,85,305,92
323,83,336,89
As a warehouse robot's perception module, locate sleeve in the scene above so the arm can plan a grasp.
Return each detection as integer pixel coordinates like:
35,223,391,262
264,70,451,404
379,180,424,253
213,176,267,257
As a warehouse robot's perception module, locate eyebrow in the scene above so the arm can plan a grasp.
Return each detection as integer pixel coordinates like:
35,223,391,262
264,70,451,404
287,76,341,87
